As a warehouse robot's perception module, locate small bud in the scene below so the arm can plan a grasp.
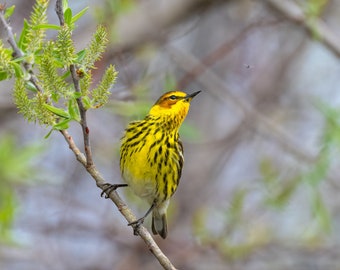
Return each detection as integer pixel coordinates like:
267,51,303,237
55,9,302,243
76,68,85,78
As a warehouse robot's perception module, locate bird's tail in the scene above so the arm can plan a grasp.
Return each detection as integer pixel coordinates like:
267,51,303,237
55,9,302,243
152,211,167,239
151,202,169,239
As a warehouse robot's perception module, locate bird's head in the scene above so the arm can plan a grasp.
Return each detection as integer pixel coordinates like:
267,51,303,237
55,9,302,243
148,91,200,122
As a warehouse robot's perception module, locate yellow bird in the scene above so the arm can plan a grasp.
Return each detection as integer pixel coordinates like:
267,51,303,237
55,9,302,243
103,90,200,239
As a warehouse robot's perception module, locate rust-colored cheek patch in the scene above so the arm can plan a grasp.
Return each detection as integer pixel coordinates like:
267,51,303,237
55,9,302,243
158,100,176,109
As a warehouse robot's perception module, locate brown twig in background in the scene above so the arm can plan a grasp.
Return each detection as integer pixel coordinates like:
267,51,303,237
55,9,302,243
169,46,315,161
109,0,227,55
169,46,340,190
177,18,283,89
265,0,340,58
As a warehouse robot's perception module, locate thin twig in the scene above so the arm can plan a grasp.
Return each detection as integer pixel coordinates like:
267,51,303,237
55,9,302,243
54,1,178,269
0,10,44,93
60,130,177,270
169,46,315,162
177,18,283,89
169,46,340,189
265,0,340,58
54,0,64,26
69,64,94,167
109,0,226,54
54,1,94,167
0,10,23,58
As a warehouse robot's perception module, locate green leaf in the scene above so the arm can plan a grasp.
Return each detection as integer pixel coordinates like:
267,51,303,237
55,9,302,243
68,98,80,121
43,104,70,119
10,62,23,78
82,96,92,110
53,118,71,130
25,81,38,93
4,5,15,19
64,8,72,26
32,24,61,30
44,128,54,139
76,49,86,62
11,55,28,63
0,71,10,81
61,70,71,80
18,19,29,51
71,7,89,24
73,92,82,99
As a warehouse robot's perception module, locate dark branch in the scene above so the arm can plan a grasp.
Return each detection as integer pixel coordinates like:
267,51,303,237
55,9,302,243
55,0,64,26
55,0,93,167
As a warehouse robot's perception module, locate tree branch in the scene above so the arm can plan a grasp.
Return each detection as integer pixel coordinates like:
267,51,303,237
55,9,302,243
177,18,283,89
264,0,340,58
54,1,94,168
168,45,340,188
168,45,317,161
110,0,226,53
52,1,177,269
1,1,178,269
0,10,44,93
59,130,178,270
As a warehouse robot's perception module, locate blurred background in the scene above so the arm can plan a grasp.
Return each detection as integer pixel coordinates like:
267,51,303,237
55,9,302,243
1,0,340,269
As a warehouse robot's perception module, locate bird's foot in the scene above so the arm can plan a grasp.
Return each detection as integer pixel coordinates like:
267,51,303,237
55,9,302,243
100,183,128,198
128,217,145,236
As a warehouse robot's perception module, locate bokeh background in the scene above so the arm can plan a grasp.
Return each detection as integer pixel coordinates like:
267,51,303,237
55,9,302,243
1,0,340,269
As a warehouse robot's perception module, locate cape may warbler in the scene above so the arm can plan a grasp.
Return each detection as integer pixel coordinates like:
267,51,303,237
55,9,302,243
103,90,200,239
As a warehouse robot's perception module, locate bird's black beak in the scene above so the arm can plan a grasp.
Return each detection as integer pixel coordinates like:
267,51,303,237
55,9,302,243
185,91,201,101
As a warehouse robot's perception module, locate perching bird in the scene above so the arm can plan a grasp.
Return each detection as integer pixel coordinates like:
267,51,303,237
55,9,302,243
103,90,200,239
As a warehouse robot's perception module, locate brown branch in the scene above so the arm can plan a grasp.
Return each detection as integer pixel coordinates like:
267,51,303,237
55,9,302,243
168,46,316,162
60,130,177,270
109,0,227,54
177,18,283,89
265,0,340,58
69,64,94,167
53,1,177,269
54,1,94,168
169,46,340,189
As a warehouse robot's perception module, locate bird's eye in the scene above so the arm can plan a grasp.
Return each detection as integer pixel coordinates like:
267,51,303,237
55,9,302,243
169,95,177,100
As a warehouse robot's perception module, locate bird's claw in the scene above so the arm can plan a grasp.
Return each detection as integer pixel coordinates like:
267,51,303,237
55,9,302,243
100,183,127,198
128,218,145,236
